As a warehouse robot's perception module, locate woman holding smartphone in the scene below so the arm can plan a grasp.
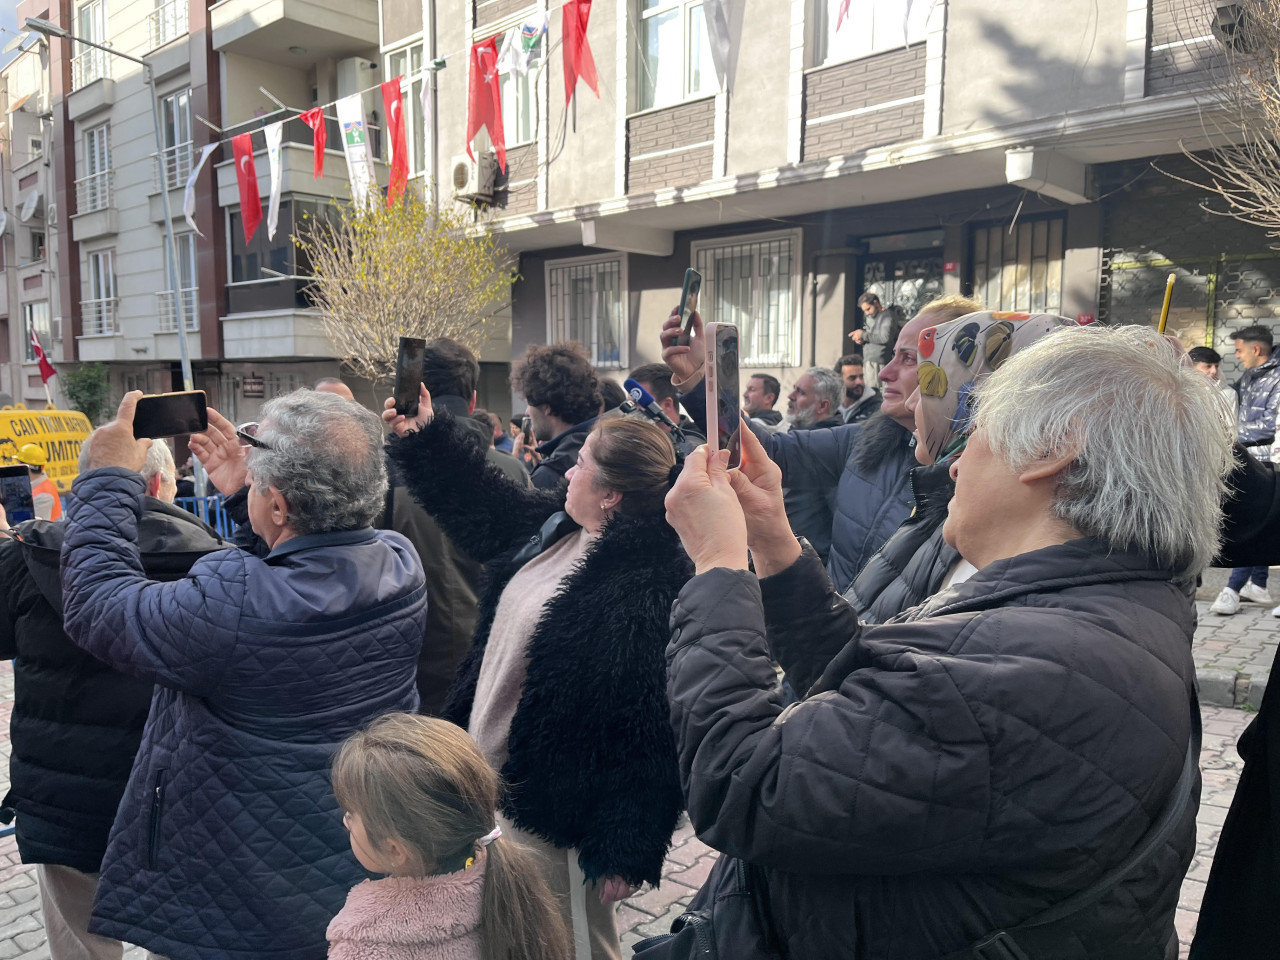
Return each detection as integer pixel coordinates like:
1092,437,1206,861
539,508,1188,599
383,385,691,960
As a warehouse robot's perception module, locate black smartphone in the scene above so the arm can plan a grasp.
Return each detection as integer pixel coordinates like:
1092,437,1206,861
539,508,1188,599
521,415,534,446
675,268,703,347
704,322,741,469
133,391,208,439
0,464,36,525
394,337,428,417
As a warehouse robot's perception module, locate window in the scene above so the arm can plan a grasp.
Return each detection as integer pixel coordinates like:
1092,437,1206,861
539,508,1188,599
386,44,427,177
817,0,929,67
500,43,544,146
692,231,801,366
149,0,190,50
29,136,43,160
160,89,193,190
23,302,51,361
160,233,199,332
30,232,46,260
228,199,335,314
971,217,1065,315
82,250,116,336
636,0,715,111
546,256,627,368
79,124,113,212
73,0,109,87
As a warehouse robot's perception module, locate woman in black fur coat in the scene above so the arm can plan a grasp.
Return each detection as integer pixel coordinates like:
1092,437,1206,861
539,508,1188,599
384,385,692,960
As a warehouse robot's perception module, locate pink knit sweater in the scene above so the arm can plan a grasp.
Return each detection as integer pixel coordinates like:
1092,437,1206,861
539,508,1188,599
326,859,486,960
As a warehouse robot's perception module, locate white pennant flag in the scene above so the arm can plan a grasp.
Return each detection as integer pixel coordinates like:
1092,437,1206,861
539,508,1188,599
265,121,284,239
336,93,377,206
183,144,219,237
497,14,547,76
702,0,741,93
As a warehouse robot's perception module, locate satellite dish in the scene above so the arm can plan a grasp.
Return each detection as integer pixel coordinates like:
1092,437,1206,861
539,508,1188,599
3,32,30,54
18,191,40,222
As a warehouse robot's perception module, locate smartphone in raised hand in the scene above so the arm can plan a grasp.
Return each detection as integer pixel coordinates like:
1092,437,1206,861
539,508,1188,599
132,391,208,439
521,415,535,446
674,268,703,347
703,322,742,469
0,464,36,525
394,337,428,417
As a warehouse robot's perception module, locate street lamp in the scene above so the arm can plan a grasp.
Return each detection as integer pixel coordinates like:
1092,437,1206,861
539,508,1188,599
25,15,196,394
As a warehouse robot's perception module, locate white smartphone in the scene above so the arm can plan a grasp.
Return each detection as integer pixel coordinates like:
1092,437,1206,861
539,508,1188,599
703,322,741,469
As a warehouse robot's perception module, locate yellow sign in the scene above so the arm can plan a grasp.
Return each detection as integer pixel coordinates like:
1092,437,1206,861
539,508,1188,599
0,405,93,492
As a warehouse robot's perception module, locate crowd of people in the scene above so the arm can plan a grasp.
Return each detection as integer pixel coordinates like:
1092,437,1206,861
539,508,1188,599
1,295,1280,960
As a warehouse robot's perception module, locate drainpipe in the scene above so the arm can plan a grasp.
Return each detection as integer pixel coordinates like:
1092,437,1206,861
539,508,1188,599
428,0,440,212
808,247,861,368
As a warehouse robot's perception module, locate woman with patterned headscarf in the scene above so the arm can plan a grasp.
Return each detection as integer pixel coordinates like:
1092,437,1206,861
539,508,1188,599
843,312,1079,624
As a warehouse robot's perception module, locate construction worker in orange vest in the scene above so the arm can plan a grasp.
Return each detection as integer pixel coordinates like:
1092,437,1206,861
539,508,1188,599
10,444,62,521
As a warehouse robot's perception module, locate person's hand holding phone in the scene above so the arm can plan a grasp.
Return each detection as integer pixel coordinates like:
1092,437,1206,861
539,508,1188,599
728,419,801,577
383,384,434,437
664,444,749,576
87,392,153,474
848,329,865,344
661,306,705,385
189,408,250,496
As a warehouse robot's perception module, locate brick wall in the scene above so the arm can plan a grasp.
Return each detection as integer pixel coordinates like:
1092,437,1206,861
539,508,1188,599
627,145,714,193
474,0,533,30
802,44,925,161
497,143,538,214
625,98,715,194
1146,0,1222,96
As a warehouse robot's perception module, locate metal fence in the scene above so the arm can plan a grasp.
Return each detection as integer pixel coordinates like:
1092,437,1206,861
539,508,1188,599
174,494,234,539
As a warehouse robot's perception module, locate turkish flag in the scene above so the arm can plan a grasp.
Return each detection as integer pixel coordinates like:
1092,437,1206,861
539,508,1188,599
381,78,409,207
467,37,506,173
29,326,56,384
300,107,326,179
232,134,262,244
562,0,599,107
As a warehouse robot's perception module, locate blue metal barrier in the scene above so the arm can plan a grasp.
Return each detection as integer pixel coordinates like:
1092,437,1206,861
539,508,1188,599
174,495,234,539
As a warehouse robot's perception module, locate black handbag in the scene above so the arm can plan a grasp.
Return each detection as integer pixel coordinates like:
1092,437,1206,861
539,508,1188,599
632,855,785,960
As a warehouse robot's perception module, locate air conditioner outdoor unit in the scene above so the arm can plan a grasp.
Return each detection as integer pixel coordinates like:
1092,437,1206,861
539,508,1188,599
451,152,497,202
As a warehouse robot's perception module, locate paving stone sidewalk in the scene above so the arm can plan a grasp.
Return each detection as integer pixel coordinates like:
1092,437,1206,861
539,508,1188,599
1194,566,1280,709
0,605,1270,959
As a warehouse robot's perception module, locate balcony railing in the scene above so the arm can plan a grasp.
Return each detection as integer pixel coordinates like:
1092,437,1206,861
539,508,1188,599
158,287,199,332
81,298,118,336
72,48,110,90
148,0,189,50
76,170,114,213
154,142,194,191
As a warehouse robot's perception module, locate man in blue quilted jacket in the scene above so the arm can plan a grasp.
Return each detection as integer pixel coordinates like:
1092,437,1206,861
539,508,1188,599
58,389,427,960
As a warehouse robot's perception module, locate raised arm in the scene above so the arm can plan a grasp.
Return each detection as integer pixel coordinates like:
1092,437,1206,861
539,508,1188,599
385,386,563,563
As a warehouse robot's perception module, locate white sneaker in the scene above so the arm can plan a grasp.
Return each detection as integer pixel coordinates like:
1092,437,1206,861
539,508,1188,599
1210,588,1241,616
1271,602,1280,618
1241,582,1274,604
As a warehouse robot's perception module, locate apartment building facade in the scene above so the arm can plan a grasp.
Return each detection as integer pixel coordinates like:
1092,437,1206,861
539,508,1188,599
376,0,1279,394
1,39,64,409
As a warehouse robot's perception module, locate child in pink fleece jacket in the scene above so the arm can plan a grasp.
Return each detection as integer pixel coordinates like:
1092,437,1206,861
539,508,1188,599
327,714,569,960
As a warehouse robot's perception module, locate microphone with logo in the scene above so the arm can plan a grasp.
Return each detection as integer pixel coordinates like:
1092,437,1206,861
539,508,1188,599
623,378,682,433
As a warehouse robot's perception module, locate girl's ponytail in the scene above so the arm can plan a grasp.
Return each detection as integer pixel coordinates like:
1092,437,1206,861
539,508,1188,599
479,835,570,960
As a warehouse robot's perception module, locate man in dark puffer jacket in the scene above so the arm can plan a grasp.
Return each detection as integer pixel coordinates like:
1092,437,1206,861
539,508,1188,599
59,391,426,960
659,325,1229,959
0,439,223,960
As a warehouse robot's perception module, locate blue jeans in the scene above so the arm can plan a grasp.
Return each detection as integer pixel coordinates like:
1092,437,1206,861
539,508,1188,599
1228,566,1269,592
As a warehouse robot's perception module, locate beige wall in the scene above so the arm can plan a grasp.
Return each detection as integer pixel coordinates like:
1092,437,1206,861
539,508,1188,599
724,0,796,175
221,53,314,127
942,0,1128,133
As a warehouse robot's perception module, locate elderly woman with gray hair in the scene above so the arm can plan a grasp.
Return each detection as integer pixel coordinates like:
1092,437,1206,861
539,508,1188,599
57,389,426,960
649,325,1232,960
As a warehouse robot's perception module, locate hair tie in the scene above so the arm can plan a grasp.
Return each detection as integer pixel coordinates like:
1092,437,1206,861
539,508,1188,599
478,824,502,847
667,460,684,486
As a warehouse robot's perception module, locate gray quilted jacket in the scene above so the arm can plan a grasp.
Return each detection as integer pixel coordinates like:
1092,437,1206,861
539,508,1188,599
60,469,427,960
667,540,1196,959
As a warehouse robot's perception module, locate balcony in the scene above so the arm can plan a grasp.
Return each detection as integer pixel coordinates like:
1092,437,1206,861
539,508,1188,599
149,0,189,50
76,170,114,214
154,142,194,192
158,287,200,332
71,48,110,91
81,298,118,337
210,0,378,61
